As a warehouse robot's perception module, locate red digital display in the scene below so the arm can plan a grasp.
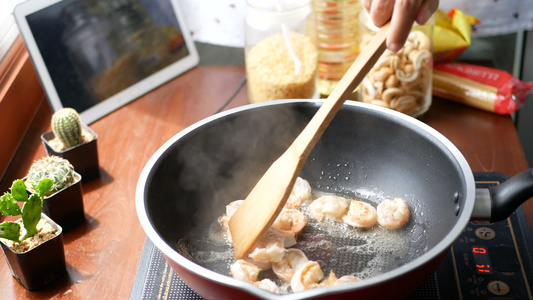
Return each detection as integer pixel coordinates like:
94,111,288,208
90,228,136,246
472,246,492,274
473,247,486,254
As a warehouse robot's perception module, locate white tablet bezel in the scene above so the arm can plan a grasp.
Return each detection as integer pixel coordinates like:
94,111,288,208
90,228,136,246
14,0,199,124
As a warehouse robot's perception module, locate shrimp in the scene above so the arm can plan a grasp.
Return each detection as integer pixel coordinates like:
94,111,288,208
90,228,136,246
230,259,261,283
248,228,294,264
342,200,377,229
319,270,339,287
272,249,309,282
286,177,313,208
243,257,272,271
249,240,286,264
219,200,244,243
290,261,324,292
376,197,410,229
334,275,359,285
309,195,349,221
267,227,297,248
220,215,230,231
253,278,279,294
219,199,244,230
272,209,307,236
226,199,244,217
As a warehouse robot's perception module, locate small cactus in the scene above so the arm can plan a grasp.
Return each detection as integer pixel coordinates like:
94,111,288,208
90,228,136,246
0,178,53,242
26,156,77,197
51,108,83,149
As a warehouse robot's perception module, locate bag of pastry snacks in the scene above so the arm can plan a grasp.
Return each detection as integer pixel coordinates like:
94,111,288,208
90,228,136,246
433,62,533,114
433,8,478,63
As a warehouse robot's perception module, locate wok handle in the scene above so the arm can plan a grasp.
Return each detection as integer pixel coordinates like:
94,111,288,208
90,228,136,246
489,168,533,222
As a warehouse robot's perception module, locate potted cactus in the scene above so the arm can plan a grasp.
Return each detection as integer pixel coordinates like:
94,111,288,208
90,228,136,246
0,178,67,290
25,156,85,231
41,107,99,182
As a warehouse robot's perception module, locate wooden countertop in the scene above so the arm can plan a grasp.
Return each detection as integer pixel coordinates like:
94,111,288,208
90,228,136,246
0,65,531,299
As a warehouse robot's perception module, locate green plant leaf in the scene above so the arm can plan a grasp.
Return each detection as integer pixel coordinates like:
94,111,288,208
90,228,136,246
0,222,21,242
10,179,28,202
36,178,53,198
31,182,40,195
0,193,22,216
21,194,42,240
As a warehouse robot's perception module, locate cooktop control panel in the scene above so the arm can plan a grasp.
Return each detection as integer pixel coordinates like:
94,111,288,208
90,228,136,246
451,217,533,298
436,174,533,299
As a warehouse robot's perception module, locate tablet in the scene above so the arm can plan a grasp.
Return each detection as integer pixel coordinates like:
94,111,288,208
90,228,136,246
14,0,199,124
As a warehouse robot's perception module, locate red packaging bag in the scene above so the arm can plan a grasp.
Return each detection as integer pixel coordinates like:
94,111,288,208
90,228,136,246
432,62,533,114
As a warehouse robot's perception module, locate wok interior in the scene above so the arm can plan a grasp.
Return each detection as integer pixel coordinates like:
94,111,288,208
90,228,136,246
144,101,468,281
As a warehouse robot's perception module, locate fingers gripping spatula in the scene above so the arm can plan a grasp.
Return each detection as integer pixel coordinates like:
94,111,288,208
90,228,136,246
229,23,390,259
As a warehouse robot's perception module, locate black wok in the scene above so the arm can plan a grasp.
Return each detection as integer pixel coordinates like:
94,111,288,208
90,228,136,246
136,100,533,299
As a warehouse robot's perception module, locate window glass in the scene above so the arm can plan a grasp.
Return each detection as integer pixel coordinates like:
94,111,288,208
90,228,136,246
0,0,26,62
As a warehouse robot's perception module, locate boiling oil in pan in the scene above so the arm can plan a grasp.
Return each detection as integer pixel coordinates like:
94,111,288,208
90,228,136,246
177,188,425,294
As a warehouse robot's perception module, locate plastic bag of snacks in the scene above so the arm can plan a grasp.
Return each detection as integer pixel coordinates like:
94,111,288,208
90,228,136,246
432,62,533,114
433,8,478,62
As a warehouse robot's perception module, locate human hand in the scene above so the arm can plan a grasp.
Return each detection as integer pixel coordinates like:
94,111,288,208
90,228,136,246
360,0,439,52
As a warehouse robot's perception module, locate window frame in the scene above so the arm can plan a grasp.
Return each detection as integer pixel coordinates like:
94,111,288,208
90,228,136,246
0,36,45,181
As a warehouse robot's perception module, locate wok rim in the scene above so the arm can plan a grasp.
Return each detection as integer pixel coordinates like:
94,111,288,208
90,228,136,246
135,99,476,299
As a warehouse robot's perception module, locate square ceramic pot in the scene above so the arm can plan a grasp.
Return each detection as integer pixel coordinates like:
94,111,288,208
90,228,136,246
0,214,66,291
41,125,100,183
40,171,85,232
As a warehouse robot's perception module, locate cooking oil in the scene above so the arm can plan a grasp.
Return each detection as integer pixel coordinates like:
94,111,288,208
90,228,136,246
312,0,362,96
181,184,415,294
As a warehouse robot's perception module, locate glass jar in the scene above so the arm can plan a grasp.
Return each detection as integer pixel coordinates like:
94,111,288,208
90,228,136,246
245,0,319,103
312,0,362,96
358,10,434,117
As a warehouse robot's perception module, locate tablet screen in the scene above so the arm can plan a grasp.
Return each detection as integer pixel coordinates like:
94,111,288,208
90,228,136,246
14,0,199,124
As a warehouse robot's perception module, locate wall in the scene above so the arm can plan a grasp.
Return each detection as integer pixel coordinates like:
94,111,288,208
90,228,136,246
459,32,532,168
517,30,533,167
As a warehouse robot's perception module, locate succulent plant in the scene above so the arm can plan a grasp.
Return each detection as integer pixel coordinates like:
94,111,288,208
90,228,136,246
0,178,53,242
51,107,84,149
26,156,77,197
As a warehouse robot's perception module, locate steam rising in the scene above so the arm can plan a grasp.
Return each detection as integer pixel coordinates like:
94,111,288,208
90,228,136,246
174,104,312,226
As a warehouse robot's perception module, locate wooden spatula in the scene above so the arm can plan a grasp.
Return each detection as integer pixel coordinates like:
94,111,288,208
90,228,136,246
229,23,390,259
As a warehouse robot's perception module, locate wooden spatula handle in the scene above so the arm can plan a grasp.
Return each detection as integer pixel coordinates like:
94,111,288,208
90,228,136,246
230,23,390,259
293,22,389,158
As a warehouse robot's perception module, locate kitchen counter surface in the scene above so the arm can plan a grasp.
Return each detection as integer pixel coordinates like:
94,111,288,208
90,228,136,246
0,65,531,299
